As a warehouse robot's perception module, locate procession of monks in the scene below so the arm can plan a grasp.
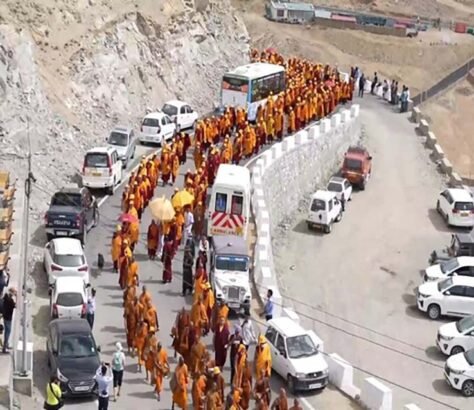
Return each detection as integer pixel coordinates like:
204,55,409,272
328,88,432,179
108,49,350,409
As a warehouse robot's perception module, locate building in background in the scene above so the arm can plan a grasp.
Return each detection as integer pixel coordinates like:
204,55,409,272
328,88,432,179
266,1,315,23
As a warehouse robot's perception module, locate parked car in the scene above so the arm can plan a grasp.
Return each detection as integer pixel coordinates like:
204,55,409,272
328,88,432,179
423,257,474,282
43,238,90,289
444,348,474,396
416,276,474,320
161,100,199,132
306,190,342,233
437,188,474,228
437,315,474,356
265,317,328,394
50,276,88,319
44,187,98,244
430,233,474,265
341,146,372,190
139,111,176,145
106,126,136,168
81,147,122,195
326,176,352,203
47,319,100,397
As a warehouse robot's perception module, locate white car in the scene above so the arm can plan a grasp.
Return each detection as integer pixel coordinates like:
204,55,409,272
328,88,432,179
139,111,176,145
444,348,474,396
424,257,474,282
306,190,342,234
326,176,352,203
106,126,136,168
50,276,88,319
437,188,474,228
43,238,90,289
416,276,474,320
265,317,328,394
437,316,474,356
161,100,199,132
81,147,122,195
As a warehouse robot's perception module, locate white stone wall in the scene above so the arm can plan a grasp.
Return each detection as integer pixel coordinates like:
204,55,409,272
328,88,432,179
250,105,361,316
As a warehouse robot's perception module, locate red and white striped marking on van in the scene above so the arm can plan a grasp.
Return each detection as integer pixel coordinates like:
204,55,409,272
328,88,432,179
211,211,245,235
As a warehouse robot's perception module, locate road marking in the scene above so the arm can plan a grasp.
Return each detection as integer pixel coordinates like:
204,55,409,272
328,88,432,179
300,396,317,410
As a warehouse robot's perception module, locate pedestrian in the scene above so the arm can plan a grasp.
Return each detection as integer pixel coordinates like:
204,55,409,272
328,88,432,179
271,388,289,410
340,192,346,212
183,205,194,247
358,74,365,98
0,267,10,297
161,236,174,283
241,315,257,350
182,244,194,296
261,289,274,321
228,325,243,384
111,342,125,401
198,235,209,267
370,72,378,95
2,287,16,353
44,376,63,410
95,362,113,410
86,288,96,330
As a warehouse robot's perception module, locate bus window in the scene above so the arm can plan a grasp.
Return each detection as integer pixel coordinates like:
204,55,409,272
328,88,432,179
222,76,249,92
251,71,285,103
231,195,243,215
215,193,227,213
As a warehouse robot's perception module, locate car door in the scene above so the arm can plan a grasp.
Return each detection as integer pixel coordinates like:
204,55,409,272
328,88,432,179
344,179,352,199
187,106,197,127
48,325,59,373
112,151,121,181
128,130,135,160
165,115,175,138
264,327,279,374
444,285,468,316
452,265,474,278
44,242,53,279
274,333,289,376
464,286,474,315
439,190,449,215
178,105,187,129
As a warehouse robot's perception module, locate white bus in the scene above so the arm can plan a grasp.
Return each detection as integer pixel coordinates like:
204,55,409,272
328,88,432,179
221,62,286,121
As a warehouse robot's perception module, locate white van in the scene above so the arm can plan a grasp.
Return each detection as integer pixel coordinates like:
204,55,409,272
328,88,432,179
82,147,122,195
307,190,343,234
207,164,250,239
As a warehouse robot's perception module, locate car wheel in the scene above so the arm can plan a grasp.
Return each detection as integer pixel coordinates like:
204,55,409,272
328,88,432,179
336,212,343,222
307,221,312,230
436,200,441,214
427,303,441,320
287,375,296,395
131,148,135,159
450,345,464,356
360,179,366,191
324,224,332,234
107,183,114,196
462,380,474,397
93,208,100,228
244,307,250,316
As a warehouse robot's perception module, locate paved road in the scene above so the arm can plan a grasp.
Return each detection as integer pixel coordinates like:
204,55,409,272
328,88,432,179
275,96,473,409
28,139,356,409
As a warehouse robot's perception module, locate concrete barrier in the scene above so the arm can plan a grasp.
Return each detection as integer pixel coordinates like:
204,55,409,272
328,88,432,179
361,377,393,410
440,158,453,175
433,143,445,160
419,119,429,136
327,353,361,399
425,131,437,148
411,107,422,123
450,172,464,187
404,405,422,410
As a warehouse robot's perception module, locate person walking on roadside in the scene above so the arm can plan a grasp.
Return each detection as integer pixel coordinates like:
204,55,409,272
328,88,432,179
111,342,126,401
261,289,274,321
2,287,16,353
370,72,378,95
86,288,96,330
241,315,257,351
44,376,63,410
95,362,113,410
358,74,365,98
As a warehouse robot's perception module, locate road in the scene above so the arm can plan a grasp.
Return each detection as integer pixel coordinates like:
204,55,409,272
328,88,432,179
28,136,356,408
274,96,473,409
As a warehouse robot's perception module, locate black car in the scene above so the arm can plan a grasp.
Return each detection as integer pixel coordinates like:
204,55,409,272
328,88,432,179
46,319,101,397
45,187,99,245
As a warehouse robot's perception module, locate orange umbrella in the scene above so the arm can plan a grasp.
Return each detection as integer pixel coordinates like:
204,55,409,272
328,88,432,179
171,190,194,209
149,196,175,221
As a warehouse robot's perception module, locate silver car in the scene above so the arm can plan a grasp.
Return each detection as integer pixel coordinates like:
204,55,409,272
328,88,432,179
106,126,136,168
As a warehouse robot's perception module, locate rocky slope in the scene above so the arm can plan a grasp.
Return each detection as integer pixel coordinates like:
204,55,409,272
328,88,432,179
0,0,249,214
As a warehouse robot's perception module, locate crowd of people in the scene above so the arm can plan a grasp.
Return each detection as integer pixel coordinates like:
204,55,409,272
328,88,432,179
99,48,352,409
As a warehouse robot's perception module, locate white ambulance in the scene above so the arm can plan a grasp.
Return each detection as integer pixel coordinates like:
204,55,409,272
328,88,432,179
207,164,251,239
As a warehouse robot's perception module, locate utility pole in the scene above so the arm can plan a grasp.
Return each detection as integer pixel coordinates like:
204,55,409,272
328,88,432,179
20,115,35,377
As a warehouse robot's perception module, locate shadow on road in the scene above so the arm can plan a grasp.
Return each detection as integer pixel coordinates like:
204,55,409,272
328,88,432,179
432,379,461,397
29,225,46,248
32,305,50,337
425,345,445,362
427,209,453,233
32,349,48,398
101,325,125,334
401,293,416,306
31,261,49,299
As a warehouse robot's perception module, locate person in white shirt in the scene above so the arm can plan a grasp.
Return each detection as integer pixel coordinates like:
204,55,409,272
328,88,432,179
111,342,126,401
95,363,113,410
183,205,194,247
241,315,257,350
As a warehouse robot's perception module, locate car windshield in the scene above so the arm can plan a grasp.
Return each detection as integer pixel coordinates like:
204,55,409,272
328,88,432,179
56,292,83,307
437,277,453,292
59,334,97,358
310,199,325,211
108,132,128,146
344,158,362,171
85,153,108,168
286,335,318,359
142,118,160,127
464,349,474,366
456,316,474,333
54,254,85,267
162,104,178,116
327,182,343,192
440,258,459,273
455,202,474,211
215,256,248,272
51,193,82,207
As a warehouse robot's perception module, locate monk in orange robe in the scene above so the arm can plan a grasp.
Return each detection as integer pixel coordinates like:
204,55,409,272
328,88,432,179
111,225,122,272
143,330,158,382
124,296,139,354
144,299,159,331
154,341,169,401
135,320,149,372
172,357,189,409
147,219,160,260
192,372,207,410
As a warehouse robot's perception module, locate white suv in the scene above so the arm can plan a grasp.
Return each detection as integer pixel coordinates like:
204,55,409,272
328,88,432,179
161,100,198,132
416,276,474,320
81,147,122,195
139,111,176,145
444,348,474,396
424,257,474,282
306,190,342,234
265,317,328,394
437,188,474,228
437,316,474,356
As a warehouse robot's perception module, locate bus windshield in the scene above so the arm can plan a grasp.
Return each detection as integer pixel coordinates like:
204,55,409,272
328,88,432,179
222,76,249,92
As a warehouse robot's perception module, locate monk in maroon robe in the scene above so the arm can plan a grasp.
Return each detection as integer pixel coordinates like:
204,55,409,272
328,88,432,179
161,239,174,283
213,316,230,369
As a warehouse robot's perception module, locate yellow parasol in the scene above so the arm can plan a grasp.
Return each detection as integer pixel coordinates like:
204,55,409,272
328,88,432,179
149,196,175,221
171,190,194,209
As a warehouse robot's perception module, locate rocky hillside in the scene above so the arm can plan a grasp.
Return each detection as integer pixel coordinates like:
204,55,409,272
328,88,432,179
0,0,249,213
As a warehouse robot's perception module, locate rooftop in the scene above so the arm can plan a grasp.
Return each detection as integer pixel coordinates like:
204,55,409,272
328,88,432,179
50,318,91,334
269,316,306,337
271,1,314,12
214,164,250,187
52,237,84,255
310,190,337,201
213,235,248,256
447,188,474,202
225,62,284,80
